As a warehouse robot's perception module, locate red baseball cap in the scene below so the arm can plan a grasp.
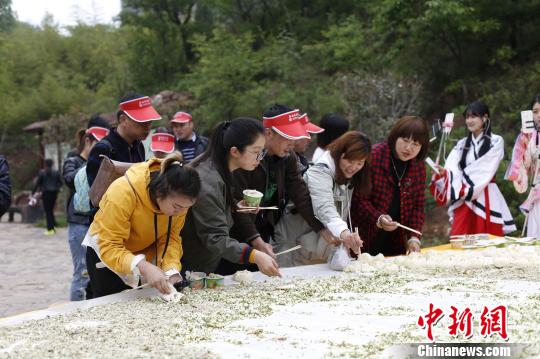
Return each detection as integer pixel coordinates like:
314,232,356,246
299,113,324,134
150,133,175,154
170,111,192,124
86,127,109,141
119,96,161,123
262,109,310,140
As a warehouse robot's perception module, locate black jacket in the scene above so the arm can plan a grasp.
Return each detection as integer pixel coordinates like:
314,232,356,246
86,129,145,187
33,168,62,194
62,154,89,224
0,155,11,217
231,152,324,242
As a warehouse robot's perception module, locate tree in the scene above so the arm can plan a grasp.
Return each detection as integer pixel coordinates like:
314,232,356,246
0,0,14,32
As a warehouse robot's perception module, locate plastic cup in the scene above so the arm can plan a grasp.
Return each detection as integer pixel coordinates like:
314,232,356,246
243,189,263,207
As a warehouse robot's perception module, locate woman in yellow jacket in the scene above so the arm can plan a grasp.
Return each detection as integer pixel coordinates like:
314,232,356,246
83,152,200,297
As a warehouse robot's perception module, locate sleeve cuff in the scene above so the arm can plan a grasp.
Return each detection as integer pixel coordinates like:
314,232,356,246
131,254,146,276
241,245,254,264
248,249,257,263
164,268,180,277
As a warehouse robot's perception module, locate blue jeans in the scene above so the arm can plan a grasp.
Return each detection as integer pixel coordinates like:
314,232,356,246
68,222,90,301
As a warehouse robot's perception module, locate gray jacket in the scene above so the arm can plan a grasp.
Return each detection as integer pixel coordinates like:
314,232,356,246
304,150,353,238
181,160,254,274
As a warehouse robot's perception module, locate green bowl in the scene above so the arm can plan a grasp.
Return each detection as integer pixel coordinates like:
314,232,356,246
186,271,206,290
205,275,224,289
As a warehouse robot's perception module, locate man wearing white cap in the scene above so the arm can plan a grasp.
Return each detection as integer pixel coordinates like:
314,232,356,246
170,111,208,163
226,104,335,273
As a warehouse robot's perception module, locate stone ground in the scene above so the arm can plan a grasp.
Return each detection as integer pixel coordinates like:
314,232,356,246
0,215,71,318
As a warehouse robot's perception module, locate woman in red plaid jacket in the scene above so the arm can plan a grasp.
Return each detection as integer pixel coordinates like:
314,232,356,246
351,116,429,256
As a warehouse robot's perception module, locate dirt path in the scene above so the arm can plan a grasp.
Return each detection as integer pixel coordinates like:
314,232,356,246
0,221,71,318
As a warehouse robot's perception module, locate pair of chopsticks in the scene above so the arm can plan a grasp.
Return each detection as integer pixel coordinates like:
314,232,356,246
275,245,301,256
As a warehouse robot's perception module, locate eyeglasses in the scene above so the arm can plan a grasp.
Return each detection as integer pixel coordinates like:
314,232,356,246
249,148,268,161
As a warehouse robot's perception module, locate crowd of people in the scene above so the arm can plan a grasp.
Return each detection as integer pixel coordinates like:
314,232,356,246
2,92,539,301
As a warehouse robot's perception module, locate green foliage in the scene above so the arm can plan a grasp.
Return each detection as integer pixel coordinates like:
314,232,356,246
2,0,540,235
0,0,14,32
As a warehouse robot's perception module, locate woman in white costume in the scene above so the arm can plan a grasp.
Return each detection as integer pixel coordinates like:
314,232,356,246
431,100,516,236
506,94,540,237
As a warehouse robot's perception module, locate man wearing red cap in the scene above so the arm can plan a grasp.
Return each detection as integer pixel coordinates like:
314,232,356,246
170,111,208,163
86,93,161,190
226,104,335,273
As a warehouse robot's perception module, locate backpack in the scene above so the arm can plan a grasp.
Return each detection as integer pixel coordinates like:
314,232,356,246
73,165,91,214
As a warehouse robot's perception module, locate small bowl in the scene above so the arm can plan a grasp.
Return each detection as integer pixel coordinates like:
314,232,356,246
476,233,490,241
186,271,206,290
450,239,464,249
464,235,477,246
205,274,224,289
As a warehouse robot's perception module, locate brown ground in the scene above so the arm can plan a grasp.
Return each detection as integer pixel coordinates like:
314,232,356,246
0,217,71,318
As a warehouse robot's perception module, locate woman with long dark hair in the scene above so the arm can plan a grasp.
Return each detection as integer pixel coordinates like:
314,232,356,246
181,118,281,277
276,131,371,265
431,100,516,236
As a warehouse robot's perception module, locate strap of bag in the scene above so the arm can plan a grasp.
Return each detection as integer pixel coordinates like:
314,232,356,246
125,173,172,266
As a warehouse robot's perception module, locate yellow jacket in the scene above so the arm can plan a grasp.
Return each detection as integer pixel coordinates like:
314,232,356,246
88,158,185,276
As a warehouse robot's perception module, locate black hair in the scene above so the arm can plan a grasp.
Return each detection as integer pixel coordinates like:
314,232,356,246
148,152,201,208
317,113,350,149
192,117,264,205
263,103,294,118
154,126,172,134
44,158,53,168
459,100,492,170
76,129,97,154
117,92,146,121
88,114,111,129
530,93,540,109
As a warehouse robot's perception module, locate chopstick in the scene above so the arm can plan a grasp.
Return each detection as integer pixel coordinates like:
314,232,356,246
275,245,302,256
396,222,422,236
236,206,279,212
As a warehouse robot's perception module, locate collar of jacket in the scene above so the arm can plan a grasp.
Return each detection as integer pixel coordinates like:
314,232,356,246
106,128,140,149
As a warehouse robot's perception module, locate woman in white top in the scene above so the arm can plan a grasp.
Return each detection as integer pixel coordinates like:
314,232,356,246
276,131,371,265
431,100,516,235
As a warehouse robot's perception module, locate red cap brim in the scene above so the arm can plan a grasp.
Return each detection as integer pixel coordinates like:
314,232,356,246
124,107,161,123
86,127,109,141
305,122,324,134
171,112,192,123
271,121,310,140
150,133,175,153
151,141,175,153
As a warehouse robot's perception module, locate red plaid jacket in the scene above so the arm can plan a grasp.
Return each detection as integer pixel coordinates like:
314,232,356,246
351,141,426,255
